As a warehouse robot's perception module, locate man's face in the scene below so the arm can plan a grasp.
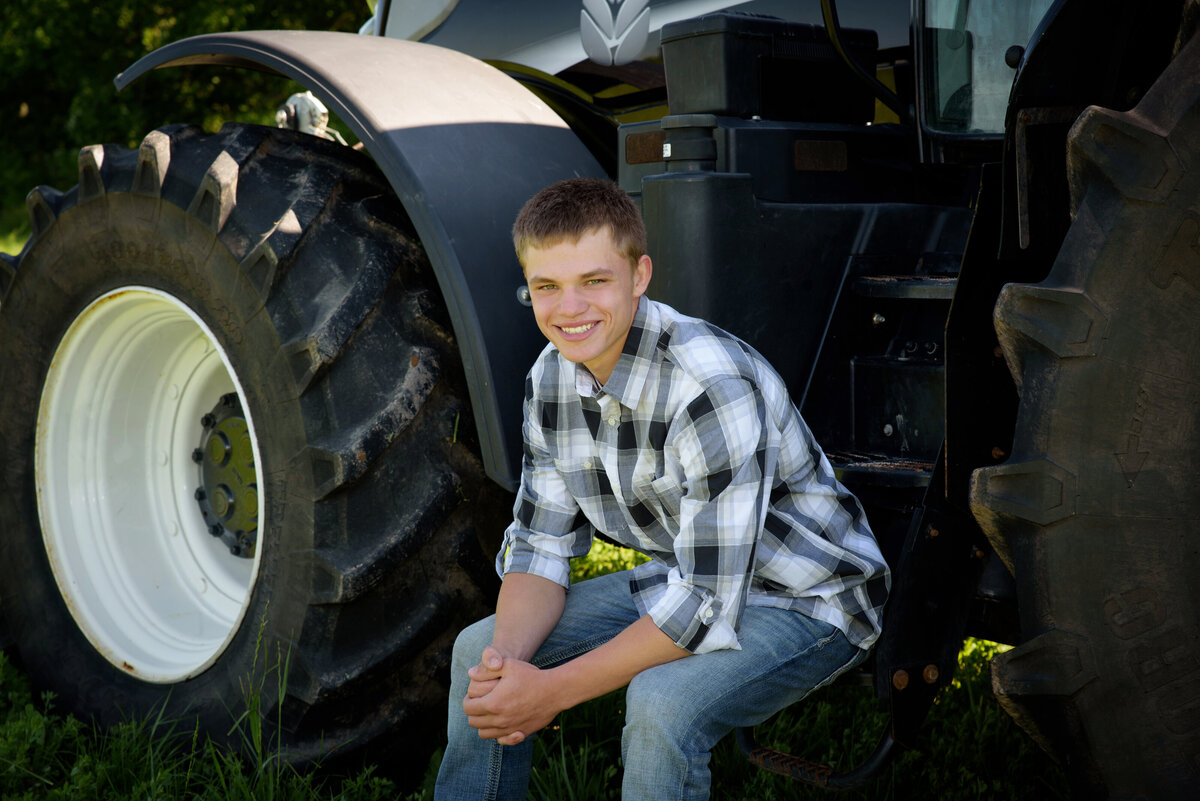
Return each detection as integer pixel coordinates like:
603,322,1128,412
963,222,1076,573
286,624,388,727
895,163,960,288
522,226,651,385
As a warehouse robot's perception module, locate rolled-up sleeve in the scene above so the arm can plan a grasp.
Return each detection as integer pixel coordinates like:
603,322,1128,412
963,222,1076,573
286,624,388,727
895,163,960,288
642,378,774,654
498,385,595,587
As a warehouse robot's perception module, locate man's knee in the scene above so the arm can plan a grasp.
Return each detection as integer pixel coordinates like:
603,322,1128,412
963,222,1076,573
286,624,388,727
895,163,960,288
623,671,694,748
451,615,496,673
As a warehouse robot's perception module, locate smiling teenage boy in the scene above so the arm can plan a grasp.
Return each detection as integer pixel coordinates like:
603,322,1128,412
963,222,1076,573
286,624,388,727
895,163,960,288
434,178,889,801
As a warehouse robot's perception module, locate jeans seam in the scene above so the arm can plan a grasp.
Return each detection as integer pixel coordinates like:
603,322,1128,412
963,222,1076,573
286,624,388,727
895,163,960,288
804,637,867,697
483,740,503,801
531,631,618,668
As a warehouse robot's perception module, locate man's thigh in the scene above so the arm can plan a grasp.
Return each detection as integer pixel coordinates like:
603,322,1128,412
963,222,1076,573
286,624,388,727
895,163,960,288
626,607,865,731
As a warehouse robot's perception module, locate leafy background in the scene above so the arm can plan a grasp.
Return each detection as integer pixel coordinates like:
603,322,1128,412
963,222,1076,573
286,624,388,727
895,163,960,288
0,0,363,251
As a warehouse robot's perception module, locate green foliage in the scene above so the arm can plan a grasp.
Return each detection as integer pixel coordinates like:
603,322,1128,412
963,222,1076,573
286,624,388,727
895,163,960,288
0,0,365,250
569,539,649,584
529,693,623,801
0,646,397,800
704,639,1068,800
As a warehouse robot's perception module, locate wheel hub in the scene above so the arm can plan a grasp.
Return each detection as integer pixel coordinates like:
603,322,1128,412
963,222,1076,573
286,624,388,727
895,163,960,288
193,393,258,558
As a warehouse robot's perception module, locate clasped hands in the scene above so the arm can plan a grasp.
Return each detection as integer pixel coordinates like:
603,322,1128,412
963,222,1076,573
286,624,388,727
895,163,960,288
463,644,561,746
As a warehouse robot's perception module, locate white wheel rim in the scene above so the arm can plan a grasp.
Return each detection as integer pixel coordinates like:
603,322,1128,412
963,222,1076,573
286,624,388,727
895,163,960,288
36,287,264,682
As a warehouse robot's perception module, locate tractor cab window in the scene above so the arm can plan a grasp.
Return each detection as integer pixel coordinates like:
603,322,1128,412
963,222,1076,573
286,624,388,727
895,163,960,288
921,0,1055,134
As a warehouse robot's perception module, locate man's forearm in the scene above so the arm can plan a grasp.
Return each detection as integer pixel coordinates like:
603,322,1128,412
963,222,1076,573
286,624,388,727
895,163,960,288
491,572,566,661
544,614,690,711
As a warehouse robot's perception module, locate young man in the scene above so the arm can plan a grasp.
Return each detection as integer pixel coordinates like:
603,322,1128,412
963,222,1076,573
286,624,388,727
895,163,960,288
434,178,889,800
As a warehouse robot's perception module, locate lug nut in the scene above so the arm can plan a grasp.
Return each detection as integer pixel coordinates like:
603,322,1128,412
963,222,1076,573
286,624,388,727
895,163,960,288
191,448,204,463
209,523,223,537
194,488,206,501
200,413,216,428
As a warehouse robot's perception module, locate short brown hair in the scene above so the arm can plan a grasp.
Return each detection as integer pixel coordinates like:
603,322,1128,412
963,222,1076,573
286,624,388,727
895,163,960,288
512,178,646,268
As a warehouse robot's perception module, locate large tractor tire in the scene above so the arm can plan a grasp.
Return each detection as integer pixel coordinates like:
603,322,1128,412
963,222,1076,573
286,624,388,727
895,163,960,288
969,30,1200,800
0,123,507,773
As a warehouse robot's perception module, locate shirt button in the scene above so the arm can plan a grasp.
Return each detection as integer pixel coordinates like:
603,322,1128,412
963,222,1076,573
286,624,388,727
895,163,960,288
583,459,592,469
703,609,714,621
608,417,619,427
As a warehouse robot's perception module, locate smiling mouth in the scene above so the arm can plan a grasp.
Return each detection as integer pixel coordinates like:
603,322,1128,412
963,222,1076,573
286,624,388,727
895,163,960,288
559,322,597,335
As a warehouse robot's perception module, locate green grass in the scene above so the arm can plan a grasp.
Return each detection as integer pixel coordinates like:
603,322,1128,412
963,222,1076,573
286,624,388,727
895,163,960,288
0,540,1066,799
1,214,29,258
0,636,404,801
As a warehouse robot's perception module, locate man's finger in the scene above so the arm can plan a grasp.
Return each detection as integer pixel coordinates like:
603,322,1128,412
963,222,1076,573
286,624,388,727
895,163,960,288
468,660,503,682
498,731,526,746
465,677,499,699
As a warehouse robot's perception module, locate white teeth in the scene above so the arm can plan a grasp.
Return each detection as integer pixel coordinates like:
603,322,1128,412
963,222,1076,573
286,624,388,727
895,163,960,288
561,322,596,335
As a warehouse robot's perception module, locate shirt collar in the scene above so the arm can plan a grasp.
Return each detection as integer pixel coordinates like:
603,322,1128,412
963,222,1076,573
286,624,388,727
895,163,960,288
574,295,660,407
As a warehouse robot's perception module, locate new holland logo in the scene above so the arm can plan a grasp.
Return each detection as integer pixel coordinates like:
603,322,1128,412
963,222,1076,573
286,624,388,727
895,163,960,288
581,0,651,65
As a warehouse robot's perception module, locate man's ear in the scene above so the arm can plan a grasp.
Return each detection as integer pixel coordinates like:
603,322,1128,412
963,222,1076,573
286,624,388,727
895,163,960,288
633,254,652,297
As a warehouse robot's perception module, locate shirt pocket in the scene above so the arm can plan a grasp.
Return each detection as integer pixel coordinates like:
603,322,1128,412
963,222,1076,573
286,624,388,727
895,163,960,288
552,456,602,504
632,469,683,524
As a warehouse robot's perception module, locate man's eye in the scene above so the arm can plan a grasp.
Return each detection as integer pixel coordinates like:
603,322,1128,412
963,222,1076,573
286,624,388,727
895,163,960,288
586,279,605,285
536,284,556,292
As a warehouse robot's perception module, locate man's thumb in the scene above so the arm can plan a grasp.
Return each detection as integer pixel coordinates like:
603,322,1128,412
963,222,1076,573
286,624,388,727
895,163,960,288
483,645,503,670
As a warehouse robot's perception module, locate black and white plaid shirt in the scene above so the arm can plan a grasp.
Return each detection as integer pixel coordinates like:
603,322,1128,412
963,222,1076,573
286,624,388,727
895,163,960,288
500,297,889,654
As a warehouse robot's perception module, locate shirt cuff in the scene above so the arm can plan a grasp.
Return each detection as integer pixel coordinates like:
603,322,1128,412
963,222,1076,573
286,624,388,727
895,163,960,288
497,527,573,588
645,569,741,654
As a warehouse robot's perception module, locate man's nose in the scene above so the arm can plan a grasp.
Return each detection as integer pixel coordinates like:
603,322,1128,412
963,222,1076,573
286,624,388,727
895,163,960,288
559,287,588,315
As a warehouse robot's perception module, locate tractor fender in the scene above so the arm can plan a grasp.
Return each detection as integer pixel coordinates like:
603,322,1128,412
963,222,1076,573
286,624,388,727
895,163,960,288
116,30,606,491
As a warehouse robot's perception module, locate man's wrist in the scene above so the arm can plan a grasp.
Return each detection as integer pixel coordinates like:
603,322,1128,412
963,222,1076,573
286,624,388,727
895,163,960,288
541,663,583,713
487,640,534,664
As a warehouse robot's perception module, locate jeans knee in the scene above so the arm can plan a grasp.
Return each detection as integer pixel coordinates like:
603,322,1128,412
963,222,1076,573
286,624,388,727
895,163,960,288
622,674,712,800
451,616,495,676
622,673,691,749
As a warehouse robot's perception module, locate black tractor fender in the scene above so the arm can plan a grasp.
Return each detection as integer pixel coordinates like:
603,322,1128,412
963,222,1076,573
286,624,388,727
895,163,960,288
116,30,607,491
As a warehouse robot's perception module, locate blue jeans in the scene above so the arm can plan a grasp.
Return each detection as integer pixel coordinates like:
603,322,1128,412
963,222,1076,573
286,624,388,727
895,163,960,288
434,570,866,801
